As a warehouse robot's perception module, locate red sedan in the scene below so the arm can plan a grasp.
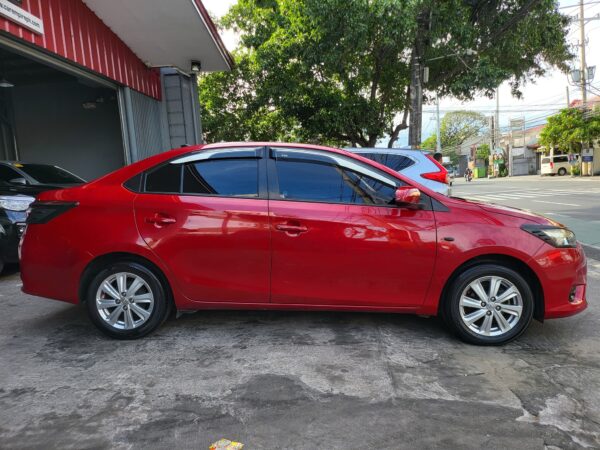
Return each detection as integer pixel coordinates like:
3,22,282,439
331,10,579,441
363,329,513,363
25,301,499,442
19,143,587,344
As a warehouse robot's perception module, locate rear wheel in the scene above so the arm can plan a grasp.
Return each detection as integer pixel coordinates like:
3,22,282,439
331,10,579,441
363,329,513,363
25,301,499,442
442,264,534,345
86,261,169,339
558,167,567,176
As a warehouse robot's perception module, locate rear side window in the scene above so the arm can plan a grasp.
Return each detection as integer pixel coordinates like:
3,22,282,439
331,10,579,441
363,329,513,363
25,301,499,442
358,153,415,172
144,157,259,197
542,158,551,164
145,163,181,193
554,156,568,163
183,159,259,197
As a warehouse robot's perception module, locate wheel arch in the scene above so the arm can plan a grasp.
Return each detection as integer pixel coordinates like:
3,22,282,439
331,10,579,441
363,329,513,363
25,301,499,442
438,254,544,322
78,252,175,311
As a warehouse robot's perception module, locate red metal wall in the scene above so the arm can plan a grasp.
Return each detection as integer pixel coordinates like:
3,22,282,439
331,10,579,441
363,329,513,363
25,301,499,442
0,0,161,99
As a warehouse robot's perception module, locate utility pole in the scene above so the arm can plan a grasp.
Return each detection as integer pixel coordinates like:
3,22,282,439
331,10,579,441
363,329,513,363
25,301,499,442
408,50,424,148
566,86,570,107
436,95,441,152
495,87,500,152
408,8,430,149
579,0,587,107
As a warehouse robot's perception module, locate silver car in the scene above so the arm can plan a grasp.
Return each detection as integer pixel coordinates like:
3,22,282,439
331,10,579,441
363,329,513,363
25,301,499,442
346,148,451,196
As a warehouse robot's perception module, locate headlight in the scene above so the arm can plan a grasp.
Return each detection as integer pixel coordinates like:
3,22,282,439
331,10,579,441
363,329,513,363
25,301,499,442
0,196,35,212
521,224,577,248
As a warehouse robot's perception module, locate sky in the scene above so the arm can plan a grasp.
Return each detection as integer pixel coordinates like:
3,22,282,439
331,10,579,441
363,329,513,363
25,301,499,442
203,0,600,145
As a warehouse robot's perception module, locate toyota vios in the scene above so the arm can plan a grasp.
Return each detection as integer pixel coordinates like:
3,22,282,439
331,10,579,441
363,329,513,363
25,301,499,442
20,143,587,344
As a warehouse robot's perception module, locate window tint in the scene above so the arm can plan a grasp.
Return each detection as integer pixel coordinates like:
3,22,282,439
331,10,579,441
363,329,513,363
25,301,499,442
554,156,568,163
542,158,551,164
358,153,415,172
145,163,181,193
183,159,259,197
276,160,397,205
0,165,21,184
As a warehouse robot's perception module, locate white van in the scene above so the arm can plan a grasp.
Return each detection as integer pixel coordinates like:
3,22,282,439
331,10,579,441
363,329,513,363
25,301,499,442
541,154,577,176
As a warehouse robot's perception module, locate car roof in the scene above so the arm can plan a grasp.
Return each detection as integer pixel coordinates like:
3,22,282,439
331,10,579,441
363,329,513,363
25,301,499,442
346,147,432,154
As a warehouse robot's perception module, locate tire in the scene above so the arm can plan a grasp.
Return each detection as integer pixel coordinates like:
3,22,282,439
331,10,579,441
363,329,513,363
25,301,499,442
558,168,567,176
442,264,534,345
86,261,170,339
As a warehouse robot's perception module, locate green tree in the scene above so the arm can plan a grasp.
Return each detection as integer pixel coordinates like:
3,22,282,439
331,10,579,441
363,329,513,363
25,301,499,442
540,107,600,153
200,0,572,147
421,110,487,160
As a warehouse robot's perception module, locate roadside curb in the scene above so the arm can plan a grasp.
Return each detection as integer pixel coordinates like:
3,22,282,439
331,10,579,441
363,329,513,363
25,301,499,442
582,244,600,262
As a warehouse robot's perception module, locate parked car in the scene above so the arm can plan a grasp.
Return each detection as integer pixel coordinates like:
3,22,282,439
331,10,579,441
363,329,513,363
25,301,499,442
347,148,451,195
541,154,577,176
20,143,587,344
0,162,84,273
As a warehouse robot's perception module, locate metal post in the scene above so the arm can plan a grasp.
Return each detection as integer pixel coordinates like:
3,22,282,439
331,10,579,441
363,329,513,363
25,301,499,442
566,86,570,107
495,87,500,152
435,95,441,152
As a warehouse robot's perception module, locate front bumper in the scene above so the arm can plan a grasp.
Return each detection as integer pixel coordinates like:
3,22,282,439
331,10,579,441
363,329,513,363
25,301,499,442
531,242,588,319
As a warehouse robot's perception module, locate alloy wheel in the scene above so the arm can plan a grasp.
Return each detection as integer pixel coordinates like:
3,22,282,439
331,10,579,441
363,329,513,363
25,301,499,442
95,272,155,330
459,275,523,337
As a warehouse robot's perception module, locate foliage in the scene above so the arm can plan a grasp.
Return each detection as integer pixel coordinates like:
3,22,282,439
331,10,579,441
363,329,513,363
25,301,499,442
421,110,487,161
539,107,600,152
476,143,490,161
200,0,573,147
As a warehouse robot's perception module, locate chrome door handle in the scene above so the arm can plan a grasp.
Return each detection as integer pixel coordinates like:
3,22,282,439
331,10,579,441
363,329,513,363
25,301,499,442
275,223,308,234
145,213,176,226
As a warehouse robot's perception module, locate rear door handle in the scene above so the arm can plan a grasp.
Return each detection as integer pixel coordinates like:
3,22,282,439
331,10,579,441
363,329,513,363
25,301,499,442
145,213,176,226
275,223,308,234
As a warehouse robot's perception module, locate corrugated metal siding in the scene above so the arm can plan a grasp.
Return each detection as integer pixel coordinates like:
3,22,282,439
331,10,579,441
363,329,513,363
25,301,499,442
163,72,199,148
128,88,164,161
0,0,161,99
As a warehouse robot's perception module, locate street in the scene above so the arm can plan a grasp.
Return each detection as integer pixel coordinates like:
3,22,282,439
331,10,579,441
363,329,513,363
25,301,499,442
452,175,600,258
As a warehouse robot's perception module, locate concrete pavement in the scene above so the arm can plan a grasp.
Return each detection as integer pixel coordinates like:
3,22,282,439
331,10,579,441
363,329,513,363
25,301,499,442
1,261,599,448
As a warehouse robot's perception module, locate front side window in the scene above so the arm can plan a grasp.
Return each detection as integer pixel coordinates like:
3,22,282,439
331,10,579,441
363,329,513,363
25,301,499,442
274,151,399,205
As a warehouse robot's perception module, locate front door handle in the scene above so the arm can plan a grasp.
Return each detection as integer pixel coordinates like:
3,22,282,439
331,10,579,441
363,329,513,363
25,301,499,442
275,223,308,235
145,213,176,226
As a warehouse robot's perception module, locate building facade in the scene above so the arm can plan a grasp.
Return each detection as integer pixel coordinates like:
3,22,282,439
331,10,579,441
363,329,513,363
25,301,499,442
0,0,232,180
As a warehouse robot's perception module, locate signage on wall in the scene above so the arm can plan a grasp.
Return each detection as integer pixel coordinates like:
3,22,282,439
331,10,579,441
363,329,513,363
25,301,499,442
0,0,44,35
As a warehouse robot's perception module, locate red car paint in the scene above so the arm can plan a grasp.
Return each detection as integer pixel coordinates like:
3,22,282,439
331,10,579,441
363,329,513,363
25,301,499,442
20,143,587,320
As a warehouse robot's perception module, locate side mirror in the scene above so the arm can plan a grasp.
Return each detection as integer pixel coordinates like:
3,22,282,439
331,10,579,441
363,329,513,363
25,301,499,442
9,177,28,186
394,186,421,208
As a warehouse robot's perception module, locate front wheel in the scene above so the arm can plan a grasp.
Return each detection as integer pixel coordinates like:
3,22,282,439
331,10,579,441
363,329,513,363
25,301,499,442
442,264,534,345
86,261,170,339
558,167,567,176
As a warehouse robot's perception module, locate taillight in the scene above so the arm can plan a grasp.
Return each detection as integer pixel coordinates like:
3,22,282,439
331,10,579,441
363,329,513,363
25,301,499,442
423,155,450,184
550,162,554,169
27,201,78,224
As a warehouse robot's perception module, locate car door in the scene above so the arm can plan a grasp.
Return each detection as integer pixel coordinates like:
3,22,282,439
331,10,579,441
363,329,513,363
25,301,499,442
268,147,437,308
134,147,271,304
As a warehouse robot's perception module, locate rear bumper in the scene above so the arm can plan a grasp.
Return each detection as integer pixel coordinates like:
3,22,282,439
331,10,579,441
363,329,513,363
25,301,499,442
531,243,587,319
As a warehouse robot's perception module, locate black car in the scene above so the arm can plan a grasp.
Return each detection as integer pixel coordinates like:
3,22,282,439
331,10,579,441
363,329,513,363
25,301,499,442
0,162,84,273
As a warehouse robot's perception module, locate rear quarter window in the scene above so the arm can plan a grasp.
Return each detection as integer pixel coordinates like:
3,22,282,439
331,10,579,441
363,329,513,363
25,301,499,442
358,153,415,172
554,156,568,163
542,158,551,164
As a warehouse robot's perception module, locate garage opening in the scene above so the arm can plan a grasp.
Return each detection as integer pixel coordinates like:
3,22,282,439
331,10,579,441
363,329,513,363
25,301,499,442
0,46,125,181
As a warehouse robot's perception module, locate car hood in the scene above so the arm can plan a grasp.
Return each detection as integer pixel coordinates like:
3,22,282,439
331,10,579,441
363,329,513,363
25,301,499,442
450,197,557,226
